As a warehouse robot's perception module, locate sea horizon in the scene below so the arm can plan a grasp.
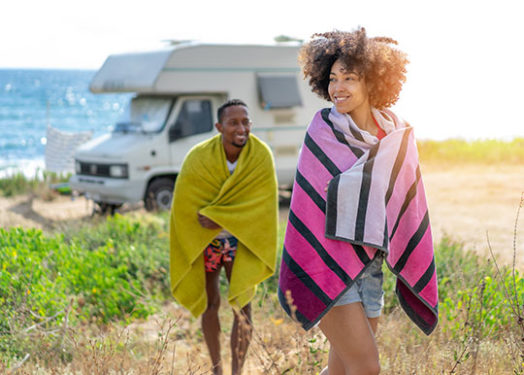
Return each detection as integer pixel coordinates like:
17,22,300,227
0,68,130,178
1,68,522,179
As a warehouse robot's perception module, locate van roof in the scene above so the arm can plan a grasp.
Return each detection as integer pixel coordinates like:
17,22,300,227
89,43,302,94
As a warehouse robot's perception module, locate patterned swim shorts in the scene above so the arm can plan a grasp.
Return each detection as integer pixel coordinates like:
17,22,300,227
203,237,238,272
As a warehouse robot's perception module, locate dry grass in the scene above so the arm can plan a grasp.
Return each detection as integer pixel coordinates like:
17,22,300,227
5,296,521,375
2,162,522,374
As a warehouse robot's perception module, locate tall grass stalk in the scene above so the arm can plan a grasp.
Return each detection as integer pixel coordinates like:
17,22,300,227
486,192,524,373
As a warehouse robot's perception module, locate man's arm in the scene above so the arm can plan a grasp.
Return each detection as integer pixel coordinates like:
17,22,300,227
197,213,222,229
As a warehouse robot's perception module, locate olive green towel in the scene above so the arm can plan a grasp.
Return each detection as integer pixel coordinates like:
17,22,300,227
170,134,278,317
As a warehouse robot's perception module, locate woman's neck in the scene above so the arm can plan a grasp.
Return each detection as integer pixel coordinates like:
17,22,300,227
350,104,376,135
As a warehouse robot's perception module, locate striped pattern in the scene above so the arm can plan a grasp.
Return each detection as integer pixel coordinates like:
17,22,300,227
278,107,438,335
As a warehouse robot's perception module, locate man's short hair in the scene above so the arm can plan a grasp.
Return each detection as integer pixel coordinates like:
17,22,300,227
217,99,248,123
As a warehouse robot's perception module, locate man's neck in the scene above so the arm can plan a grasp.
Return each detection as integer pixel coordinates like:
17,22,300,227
224,144,242,163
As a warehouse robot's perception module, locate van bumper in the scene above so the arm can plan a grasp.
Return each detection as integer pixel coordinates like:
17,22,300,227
69,175,143,205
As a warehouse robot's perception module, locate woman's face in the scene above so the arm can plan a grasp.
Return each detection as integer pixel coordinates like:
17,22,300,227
328,59,369,114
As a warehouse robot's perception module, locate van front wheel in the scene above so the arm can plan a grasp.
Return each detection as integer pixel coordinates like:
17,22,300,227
145,177,175,211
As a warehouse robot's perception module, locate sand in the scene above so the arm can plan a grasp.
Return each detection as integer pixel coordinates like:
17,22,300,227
1,163,523,268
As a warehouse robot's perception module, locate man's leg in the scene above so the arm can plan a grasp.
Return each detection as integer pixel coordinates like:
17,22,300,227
202,267,223,375
224,261,252,375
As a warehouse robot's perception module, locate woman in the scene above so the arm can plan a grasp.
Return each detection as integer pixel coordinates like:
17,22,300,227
278,28,438,374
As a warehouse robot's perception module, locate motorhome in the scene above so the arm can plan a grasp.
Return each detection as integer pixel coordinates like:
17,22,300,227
69,43,328,213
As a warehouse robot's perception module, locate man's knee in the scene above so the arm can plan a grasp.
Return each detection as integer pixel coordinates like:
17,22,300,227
240,305,252,322
205,294,221,314
240,303,251,317
234,305,253,331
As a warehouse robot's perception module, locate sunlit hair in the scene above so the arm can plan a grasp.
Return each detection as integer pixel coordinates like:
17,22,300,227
298,27,409,109
217,99,248,123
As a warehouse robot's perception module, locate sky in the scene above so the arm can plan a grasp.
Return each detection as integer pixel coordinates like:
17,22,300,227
2,0,524,140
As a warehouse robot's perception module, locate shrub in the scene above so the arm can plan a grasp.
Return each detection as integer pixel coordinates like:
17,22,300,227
0,214,170,359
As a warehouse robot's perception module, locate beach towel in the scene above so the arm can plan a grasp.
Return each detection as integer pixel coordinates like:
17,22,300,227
278,107,438,335
170,133,278,317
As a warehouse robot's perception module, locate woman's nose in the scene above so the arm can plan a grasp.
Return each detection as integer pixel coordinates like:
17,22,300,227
333,80,345,92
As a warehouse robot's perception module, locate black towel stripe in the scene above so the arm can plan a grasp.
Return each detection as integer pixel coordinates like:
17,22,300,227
393,210,430,273
295,170,326,213
326,176,371,265
351,244,372,265
289,209,351,283
304,133,341,177
349,124,366,143
354,143,379,241
325,175,340,235
385,128,412,205
321,108,364,158
281,247,332,306
396,284,436,335
389,165,422,240
413,258,436,293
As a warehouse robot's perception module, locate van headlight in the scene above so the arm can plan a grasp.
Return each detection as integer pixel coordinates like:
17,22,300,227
109,164,128,178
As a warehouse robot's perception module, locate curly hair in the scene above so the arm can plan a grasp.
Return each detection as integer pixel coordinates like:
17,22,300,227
298,27,409,109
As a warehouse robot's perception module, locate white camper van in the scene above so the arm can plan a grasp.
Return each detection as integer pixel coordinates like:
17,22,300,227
69,43,327,213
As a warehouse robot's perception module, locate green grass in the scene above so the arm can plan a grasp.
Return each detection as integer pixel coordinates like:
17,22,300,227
0,213,171,359
0,170,71,198
417,137,524,165
1,210,523,370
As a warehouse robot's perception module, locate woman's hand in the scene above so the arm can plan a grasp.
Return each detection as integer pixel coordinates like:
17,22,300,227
198,213,222,229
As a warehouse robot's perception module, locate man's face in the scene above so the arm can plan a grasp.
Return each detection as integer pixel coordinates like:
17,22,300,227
216,105,251,148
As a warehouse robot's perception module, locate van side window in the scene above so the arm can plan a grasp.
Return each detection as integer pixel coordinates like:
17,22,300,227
169,100,213,142
257,74,302,109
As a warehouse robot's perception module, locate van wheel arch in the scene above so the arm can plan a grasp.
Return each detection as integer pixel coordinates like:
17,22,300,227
144,175,177,211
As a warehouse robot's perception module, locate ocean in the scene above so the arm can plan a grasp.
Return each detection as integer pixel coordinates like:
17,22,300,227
0,69,132,177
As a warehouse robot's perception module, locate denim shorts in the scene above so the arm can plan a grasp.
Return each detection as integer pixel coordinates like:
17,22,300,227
334,252,385,318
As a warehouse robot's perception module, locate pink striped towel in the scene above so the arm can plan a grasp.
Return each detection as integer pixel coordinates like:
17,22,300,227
278,107,438,335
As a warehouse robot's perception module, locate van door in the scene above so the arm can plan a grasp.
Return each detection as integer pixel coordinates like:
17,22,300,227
166,96,222,170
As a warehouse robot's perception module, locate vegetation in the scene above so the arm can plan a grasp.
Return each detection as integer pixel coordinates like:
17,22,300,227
0,139,522,373
1,200,523,373
0,213,170,363
0,170,70,198
417,137,524,165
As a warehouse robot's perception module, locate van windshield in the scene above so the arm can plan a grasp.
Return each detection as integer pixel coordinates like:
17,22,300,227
114,97,172,134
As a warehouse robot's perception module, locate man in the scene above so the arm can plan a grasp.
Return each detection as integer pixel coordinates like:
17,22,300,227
169,99,278,375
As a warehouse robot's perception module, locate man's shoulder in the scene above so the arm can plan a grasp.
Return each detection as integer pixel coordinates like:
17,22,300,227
248,134,272,155
185,134,221,158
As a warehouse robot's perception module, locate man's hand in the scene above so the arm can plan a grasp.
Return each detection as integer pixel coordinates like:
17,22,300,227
197,213,222,229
